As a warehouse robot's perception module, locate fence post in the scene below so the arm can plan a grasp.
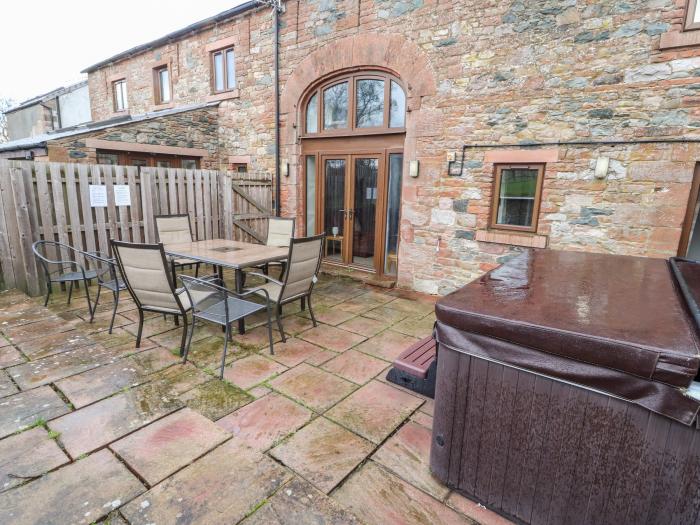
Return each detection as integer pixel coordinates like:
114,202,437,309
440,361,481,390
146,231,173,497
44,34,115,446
8,165,41,296
0,161,17,291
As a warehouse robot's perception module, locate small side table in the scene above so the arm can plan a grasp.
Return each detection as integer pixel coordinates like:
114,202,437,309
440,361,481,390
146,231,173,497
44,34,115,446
325,235,343,257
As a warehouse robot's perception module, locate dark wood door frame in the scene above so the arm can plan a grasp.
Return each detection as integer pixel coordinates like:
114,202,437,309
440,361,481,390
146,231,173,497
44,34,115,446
679,163,700,256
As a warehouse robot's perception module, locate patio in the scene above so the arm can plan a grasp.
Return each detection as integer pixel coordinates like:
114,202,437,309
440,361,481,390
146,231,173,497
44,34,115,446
0,271,509,525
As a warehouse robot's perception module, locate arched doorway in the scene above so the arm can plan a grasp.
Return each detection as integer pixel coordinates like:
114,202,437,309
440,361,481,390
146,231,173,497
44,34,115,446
300,69,406,278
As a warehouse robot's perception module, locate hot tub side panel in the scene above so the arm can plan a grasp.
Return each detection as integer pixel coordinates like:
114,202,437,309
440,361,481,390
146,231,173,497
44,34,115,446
430,346,700,525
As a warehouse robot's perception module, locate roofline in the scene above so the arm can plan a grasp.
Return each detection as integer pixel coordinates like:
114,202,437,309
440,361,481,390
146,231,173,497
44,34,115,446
81,1,261,73
6,80,89,114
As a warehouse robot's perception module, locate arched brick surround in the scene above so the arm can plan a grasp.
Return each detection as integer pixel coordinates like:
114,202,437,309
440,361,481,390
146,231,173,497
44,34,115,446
279,33,437,286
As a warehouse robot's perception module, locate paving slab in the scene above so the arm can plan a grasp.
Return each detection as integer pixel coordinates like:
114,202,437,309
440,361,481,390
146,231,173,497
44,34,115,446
384,297,436,316
446,491,515,525
362,305,412,323
130,345,181,373
217,393,311,451
150,326,218,353
334,462,470,525
267,338,326,367
391,315,436,339
243,476,361,525
0,386,70,438
0,449,144,525
50,380,186,457
0,426,70,492
372,421,449,500
276,314,315,335
270,417,373,494
352,330,419,362
269,363,356,412
305,307,357,326
122,315,183,338
14,329,96,360
322,349,389,385
2,316,78,344
326,381,422,444
110,407,230,485
336,296,391,314
55,359,154,408
411,410,434,430
338,316,391,338
0,370,18,398
181,379,254,420
304,348,338,366
122,441,290,525
233,324,284,350
0,346,24,369
0,304,49,327
224,354,287,390
299,324,366,353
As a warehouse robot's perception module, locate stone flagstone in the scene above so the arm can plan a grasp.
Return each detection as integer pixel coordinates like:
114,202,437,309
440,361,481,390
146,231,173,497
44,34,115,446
14,329,95,360
267,338,326,368
122,441,290,525
50,382,185,457
1,316,78,343
0,370,18,398
326,381,423,444
269,363,355,412
270,417,373,494
110,408,230,485
353,330,419,362
224,354,288,390
181,379,254,420
0,450,144,525
391,315,436,339
373,421,449,500
305,307,357,326
216,394,311,451
0,427,69,492
334,462,470,525
0,346,25,368
447,491,515,525
322,349,389,385
362,305,411,324
338,315,391,338
242,476,361,524
299,324,366,352
0,386,70,438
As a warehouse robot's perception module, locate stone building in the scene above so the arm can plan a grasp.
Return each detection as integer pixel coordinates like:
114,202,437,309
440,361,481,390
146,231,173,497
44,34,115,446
8,0,700,294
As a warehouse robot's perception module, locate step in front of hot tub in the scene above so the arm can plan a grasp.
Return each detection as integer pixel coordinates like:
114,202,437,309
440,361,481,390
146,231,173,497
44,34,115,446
386,336,436,398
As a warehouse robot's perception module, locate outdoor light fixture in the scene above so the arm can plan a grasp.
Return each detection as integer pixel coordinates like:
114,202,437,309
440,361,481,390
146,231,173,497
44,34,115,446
409,160,420,178
594,157,610,179
281,162,289,177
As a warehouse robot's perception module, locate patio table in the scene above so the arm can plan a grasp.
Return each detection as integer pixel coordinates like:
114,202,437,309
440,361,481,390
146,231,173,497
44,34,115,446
163,239,287,334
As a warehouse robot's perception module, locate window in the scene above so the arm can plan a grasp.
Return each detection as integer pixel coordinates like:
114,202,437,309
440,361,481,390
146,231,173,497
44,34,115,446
181,159,198,170
211,46,236,92
304,71,406,136
154,66,171,104
491,164,544,232
687,0,700,30
97,153,119,165
113,79,128,112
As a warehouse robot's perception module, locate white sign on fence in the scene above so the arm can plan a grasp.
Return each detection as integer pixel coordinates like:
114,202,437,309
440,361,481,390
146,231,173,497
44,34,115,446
114,185,131,206
89,185,108,207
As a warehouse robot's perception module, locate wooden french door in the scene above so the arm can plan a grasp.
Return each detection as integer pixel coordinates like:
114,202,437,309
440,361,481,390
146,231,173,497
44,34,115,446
320,153,385,271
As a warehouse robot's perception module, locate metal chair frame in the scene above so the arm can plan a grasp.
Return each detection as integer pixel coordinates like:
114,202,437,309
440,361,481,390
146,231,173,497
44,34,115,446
32,240,97,309
83,251,127,333
154,213,202,286
179,275,275,378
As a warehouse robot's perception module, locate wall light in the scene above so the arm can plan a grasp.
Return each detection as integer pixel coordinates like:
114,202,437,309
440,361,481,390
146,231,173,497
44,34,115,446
594,157,609,179
409,160,420,178
281,162,289,177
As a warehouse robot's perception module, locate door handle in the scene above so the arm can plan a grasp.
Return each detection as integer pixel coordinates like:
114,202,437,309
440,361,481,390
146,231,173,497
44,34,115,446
348,209,354,220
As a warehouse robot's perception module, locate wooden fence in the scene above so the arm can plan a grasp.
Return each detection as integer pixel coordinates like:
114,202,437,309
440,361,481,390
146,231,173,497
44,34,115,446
0,160,273,296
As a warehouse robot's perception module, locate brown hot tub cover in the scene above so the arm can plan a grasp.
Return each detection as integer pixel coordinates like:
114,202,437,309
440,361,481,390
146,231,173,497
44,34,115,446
435,250,700,425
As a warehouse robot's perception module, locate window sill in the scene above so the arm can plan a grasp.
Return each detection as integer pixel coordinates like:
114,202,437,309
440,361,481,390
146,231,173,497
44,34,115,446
475,229,548,249
111,110,129,117
659,30,700,50
152,102,174,110
206,89,239,102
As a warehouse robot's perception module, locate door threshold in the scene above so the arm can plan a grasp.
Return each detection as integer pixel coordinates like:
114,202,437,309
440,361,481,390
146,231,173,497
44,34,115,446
320,262,396,288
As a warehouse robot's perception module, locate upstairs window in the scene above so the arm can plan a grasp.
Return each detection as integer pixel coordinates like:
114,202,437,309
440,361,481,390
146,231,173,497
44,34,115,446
212,46,236,92
304,71,406,136
687,0,700,31
491,164,545,233
113,79,128,112
154,65,171,104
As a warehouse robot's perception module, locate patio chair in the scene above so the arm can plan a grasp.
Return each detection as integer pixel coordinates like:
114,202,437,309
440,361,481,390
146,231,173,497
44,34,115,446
111,240,192,355
32,240,97,309
155,214,201,283
245,233,325,342
179,275,275,378
83,251,127,334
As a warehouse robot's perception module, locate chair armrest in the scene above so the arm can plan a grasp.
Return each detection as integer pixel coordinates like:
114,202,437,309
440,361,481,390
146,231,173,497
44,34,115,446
245,271,284,286
239,286,270,301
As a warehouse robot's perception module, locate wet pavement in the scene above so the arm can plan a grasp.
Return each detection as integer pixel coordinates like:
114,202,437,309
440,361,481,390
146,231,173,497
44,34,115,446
0,274,511,524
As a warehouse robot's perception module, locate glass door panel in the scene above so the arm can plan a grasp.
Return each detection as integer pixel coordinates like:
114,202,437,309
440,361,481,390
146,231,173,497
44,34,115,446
384,154,403,275
324,158,346,262
351,157,379,268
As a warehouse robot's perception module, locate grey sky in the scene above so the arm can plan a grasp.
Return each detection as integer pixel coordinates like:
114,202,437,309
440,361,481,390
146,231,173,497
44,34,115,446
0,0,250,104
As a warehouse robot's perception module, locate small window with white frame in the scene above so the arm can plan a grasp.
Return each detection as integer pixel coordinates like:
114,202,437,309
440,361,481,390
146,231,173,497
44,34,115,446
113,79,128,112
687,0,700,30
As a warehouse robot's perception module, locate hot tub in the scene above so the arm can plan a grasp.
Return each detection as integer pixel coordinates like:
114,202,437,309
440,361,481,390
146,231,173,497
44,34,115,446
430,250,700,525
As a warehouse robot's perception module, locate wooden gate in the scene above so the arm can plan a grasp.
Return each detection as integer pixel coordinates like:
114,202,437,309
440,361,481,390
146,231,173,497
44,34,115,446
0,160,273,296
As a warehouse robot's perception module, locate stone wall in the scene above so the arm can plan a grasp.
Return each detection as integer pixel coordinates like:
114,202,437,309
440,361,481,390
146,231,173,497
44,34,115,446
47,106,219,168
86,0,700,294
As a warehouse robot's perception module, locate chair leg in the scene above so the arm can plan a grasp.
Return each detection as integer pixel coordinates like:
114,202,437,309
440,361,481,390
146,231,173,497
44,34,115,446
109,289,119,334
276,304,286,343
179,313,189,358
195,263,200,278
90,285,102,323
220,324,231,379
136,309,145,348
44,283,52,307
182,317,196,365
67,281,74,304
83,278,92,319
174,314,180,327
300,297,306,311
307,295,318,327
266,304,275,355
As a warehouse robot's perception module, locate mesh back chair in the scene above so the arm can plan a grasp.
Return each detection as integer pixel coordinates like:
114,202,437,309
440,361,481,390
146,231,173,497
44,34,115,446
180,275,276,378
83,251,127,334
155,214,201,283
32,240,97,309
111,240,192,355
246,234,325,342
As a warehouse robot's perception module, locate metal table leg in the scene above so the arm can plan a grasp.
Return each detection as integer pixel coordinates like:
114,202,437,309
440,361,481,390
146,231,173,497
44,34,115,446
235,268,245,334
